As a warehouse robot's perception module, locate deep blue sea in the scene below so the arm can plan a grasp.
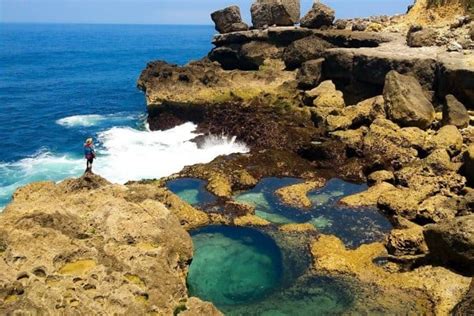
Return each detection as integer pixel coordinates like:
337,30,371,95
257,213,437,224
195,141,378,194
0,23,248,207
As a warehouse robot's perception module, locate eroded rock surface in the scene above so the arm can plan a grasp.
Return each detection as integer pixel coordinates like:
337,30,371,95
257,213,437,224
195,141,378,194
0,174,216,314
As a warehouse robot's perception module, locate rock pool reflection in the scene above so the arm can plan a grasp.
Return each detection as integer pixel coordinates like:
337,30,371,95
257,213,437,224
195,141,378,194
235,177,393,248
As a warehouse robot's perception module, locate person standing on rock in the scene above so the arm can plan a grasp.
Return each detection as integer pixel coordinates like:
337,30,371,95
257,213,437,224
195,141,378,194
84,138,96,173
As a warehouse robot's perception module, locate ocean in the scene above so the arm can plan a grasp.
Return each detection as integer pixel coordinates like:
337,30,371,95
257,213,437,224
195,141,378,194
0,23,248,208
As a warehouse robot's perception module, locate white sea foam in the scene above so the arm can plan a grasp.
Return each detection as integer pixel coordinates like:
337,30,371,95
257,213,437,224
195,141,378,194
95,122,248,183
56,113,138,128
0,122,248,208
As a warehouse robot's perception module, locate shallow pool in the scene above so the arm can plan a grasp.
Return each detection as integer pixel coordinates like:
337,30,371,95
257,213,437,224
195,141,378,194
166,177,217,207
235,178,392,248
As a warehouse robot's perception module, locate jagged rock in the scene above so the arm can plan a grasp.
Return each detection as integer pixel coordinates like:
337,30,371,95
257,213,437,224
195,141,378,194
211,6,249,34
282,35,333,69
427,125,463,156
362,119,421,167
307,80,345,108
424,215,474,274
416,194,459,224
334,19,347,30
442,94,470,128
383,71,435,129
296,58,324,89
368,170,394,185
323,93,385,131
406,27,438,47
463,145,474,185
251,0,300,28
300,2,335,29
386,224,429,256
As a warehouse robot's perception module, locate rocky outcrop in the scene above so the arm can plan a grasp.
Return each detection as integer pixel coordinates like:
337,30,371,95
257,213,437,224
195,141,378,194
300,2,335,29
383,71,435,129
283,35,333,69
211,6,249,34
251,0,300,28
0,174,217,315
424,215,474,274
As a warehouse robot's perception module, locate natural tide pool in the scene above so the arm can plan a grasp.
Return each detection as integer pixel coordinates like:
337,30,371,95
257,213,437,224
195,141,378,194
235,177,393,248
187,225,354,315
166,177,217,207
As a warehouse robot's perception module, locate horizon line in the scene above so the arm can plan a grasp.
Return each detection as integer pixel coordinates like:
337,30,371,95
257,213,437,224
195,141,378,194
0,21,215,26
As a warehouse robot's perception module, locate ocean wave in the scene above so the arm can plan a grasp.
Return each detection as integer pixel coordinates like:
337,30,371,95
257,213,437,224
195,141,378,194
0,122,248,208
56,113,140,128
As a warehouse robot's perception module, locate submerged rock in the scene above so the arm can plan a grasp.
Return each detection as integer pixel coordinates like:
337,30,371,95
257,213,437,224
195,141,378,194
275,179,326,208
211,6,249,34
424,215,474,274
300,2,335,29
383,71,435,129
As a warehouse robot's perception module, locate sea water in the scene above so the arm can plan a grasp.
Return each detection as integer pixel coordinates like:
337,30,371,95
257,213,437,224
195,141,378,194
0,23,248,208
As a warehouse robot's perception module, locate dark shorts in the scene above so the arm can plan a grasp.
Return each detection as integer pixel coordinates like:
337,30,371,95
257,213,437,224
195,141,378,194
86,155,94,164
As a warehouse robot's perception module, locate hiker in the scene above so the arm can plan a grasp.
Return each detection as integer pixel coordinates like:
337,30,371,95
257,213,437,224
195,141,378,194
84,138,96,173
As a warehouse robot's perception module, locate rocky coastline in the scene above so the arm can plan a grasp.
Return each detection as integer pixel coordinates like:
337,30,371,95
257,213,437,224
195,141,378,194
2,0,474,314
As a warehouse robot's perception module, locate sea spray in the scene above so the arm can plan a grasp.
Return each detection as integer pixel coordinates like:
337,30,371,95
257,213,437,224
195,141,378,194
0,122,248,208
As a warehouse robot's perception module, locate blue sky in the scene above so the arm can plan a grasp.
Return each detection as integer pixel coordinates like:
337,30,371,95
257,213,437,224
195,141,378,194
0,0,414,24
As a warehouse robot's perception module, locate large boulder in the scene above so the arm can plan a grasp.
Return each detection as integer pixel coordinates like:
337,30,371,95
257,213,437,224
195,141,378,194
211,6,249,34
406,26,438,47
300,2,335,29
442,94,470,128
424,215,474,274
296,58,324,89
251,0,300,28
383,71,435,129
283,35,333,69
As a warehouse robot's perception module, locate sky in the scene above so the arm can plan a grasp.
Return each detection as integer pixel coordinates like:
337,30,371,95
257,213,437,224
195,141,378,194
0,0,414,25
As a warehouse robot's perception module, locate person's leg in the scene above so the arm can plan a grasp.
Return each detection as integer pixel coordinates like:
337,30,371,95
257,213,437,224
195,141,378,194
89,158,93,173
